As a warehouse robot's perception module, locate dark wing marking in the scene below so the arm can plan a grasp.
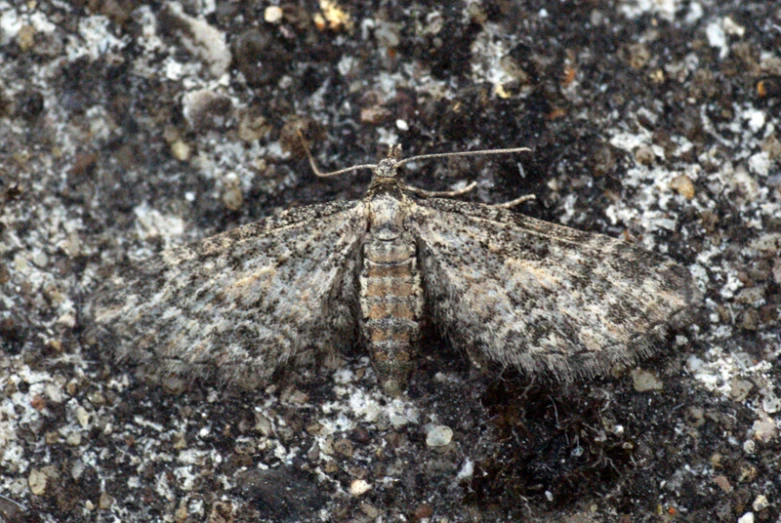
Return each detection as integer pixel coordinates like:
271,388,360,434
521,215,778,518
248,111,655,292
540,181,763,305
409,197,702,380
87,200,367,388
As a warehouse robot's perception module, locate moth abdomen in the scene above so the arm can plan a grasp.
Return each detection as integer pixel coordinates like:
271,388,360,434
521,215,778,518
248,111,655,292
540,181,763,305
359,237,424,395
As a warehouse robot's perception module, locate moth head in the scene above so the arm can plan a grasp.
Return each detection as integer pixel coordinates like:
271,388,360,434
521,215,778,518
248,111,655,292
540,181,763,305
373,157,401,179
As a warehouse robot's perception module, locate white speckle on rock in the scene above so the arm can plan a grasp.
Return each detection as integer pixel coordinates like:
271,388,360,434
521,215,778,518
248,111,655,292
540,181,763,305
749,233,781,253
264,6,283,24
389,412,410,429
706,20,728,60
44,382,65,404
70,16,126,62
376,127,398,148
75,405,91,430
469,24,518,95
619,0,679,22
0,9,23,45
685,2,703,24
742,108,766,133
332,368,355,385
425,425,453,447
762,392,781,414
350,479,371,496
66,432,82,446
737,512,754,523
31,249,48,268
164,3,231,78
13,254,30,274
719,271,744,300
751,413,778,443
722,16,745,37
133,204,186,245
748,152,771,177
455,458,474,481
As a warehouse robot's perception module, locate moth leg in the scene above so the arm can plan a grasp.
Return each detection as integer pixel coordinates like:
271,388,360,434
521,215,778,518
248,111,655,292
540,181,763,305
464,343,490,371
405,181,478,198
490,194,536,209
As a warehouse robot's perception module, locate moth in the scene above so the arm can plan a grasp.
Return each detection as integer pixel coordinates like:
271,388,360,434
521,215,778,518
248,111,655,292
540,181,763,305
87,142,702,395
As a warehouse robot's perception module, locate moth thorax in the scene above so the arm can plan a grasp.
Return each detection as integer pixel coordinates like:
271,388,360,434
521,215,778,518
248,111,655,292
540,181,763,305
368,193,406,240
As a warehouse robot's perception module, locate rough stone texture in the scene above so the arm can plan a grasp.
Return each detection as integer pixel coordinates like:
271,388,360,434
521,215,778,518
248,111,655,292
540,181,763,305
1,1,779,522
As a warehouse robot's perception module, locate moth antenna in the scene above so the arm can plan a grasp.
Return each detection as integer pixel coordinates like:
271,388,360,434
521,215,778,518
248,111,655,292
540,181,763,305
296,130,378,178
394,146,531,170
406,181,478,198
491,194,536,209
400,145,532,199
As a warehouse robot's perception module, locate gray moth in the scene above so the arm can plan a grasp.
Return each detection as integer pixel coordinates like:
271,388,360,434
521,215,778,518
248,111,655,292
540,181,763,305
87,144,702,395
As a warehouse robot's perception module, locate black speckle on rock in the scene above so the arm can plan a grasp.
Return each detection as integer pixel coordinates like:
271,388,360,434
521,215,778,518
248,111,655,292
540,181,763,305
236,466,327,521
17,90,45,120
1,317,26,353
0,494,40,523
231,28,290,87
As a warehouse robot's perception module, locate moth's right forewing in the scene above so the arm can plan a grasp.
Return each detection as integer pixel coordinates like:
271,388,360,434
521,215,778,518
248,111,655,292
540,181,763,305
409,197,702,381
87,200,368,388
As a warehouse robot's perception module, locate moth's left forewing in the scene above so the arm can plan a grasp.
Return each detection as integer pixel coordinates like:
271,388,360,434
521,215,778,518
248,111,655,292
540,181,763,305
87,199,368,388
408,197,702,380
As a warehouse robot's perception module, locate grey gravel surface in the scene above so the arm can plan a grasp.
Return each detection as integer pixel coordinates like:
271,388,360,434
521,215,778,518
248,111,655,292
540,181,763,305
1,1,780,522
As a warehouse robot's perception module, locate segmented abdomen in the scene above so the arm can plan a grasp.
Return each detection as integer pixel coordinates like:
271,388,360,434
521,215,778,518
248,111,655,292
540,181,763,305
359,238,423,394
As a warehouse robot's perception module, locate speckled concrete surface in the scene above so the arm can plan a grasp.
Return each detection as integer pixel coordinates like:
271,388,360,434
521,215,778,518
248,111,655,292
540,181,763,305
1,1,779,522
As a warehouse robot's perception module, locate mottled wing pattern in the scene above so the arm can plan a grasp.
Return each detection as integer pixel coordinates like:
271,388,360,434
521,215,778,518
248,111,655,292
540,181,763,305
88,200,367,388
410,198,702,380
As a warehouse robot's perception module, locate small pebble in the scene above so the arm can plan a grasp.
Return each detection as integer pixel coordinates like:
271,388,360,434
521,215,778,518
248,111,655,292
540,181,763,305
713,474,732,493
264,6,283,24
730,378,753,402
170,140,191,162
389,413,409,429
350,479,371,496
360,503,379,518
31,250,48,268
99,491,113,509
752,414,777,443
752,495,769,511
333,438,354,458
28,468,47,495
222,182,244,212
255,413,273,436
669,174,695,199
634,145,655,165
631,368,663,392
425,425,453,447
737,512,754,523
75,406,90,429
17,24,35,52
238,113,271,142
